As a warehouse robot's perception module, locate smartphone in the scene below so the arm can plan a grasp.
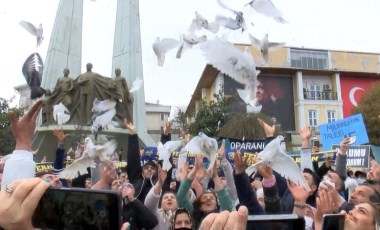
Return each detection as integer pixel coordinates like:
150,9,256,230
32,187,122,230
322,214,345,230
247,214,305,230
348,136,356,145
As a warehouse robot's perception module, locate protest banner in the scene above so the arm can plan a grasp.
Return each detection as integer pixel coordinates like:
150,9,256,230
319,113,369,151
332,144,370,168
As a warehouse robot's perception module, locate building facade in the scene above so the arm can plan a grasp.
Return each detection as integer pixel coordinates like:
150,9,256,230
187,45,380,150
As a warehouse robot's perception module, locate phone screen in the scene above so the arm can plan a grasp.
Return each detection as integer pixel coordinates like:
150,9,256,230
313,140,320,148
32,187,122,230
322,214,345,230
247,214,305,230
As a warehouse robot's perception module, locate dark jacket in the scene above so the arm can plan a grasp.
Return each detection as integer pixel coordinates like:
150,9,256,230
127,134,158,202
122,198,159,230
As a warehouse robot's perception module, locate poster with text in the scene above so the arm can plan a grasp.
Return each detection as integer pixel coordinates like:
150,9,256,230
319,113,369,150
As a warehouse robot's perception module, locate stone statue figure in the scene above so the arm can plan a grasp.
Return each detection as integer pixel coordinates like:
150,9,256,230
53,68,74,108
42,63,134,127
77,63,96,125
108,68,133,123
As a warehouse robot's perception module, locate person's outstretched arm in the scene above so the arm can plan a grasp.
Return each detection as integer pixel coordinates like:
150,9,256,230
125,119,142,183
1,100,44,189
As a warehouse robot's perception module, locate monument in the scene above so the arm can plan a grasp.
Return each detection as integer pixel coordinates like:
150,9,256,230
32,0,155,161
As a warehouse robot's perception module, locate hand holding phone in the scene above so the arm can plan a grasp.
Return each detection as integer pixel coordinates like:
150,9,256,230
32,187,122,230
322,214,344,230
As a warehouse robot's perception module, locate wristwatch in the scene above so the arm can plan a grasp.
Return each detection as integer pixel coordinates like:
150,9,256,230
294,203,306,209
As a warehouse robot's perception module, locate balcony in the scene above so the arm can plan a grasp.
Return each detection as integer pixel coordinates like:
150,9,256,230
304,91,337,100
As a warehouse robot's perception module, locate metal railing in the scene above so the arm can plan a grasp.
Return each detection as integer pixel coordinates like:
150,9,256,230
304,91,337,100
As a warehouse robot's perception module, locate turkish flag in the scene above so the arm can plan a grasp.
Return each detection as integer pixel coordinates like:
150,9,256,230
340,77,379,117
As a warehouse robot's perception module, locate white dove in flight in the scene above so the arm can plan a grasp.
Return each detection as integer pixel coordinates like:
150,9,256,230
152,37,180,66
19,21,44,46
215,0,247,32
59,137,117,179
53,102,70,125
245,0,287,23
248,33,285,64
189,11,220,34
91,99,117,136
245,135,311,191
185,132,218,169
201,38,260,85
176,33,207,59
157,140,183,171
129,76,143,93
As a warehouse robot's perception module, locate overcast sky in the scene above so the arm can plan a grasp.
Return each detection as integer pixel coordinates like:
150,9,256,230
0,0,379,108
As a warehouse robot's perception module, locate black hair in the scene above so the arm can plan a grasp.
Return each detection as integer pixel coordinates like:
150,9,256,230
303,168,321,186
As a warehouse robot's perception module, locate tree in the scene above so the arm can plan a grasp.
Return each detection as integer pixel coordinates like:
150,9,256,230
185,89,230,137
0,97,24,154
352,82,380,145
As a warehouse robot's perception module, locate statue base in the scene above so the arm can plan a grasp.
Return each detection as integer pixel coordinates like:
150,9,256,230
31,125,141,163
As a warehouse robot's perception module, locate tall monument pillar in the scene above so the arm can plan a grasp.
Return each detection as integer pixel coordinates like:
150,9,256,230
112,0,155,146
41,0,83,91
32,0,84,159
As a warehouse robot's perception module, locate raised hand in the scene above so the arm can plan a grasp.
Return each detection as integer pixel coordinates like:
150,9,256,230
8,100,44,151
157,166,168,185
257,118,275,138
53,129,70,144
124,118,136,135
339,137,351,155
199,205,248,230
298,126,311,148
234,152,248,175
258,164,273,180
163,121,172,135
286,180,309,205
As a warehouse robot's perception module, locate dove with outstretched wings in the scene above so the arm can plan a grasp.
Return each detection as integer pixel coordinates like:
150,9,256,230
22,53,46,99
248,33,285,64
201,38,260,85
215,0,247,32
185,132,218,169
152,37,180,66
91,99,117,136
189,11,220,34
157,140,183,171
245,0,287,23
59,137,117,179
53,102,70,125
245,135,311,191
19,21,44,46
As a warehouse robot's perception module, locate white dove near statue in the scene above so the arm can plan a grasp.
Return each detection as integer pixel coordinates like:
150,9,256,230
91,99,117,136
129,77,143,93
19,21,44,46
53,102,70,125
59,137,117,179
185,132,218,170
157,140,183,171
245,135,311,191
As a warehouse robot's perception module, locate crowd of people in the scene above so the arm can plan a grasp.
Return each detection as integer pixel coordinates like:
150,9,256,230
0,99,380,230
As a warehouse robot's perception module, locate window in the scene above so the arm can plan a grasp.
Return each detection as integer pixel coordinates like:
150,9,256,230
327,110,336,123
309,84,322,100
290,49,329,69
160,113,165,121
308,110,318,127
